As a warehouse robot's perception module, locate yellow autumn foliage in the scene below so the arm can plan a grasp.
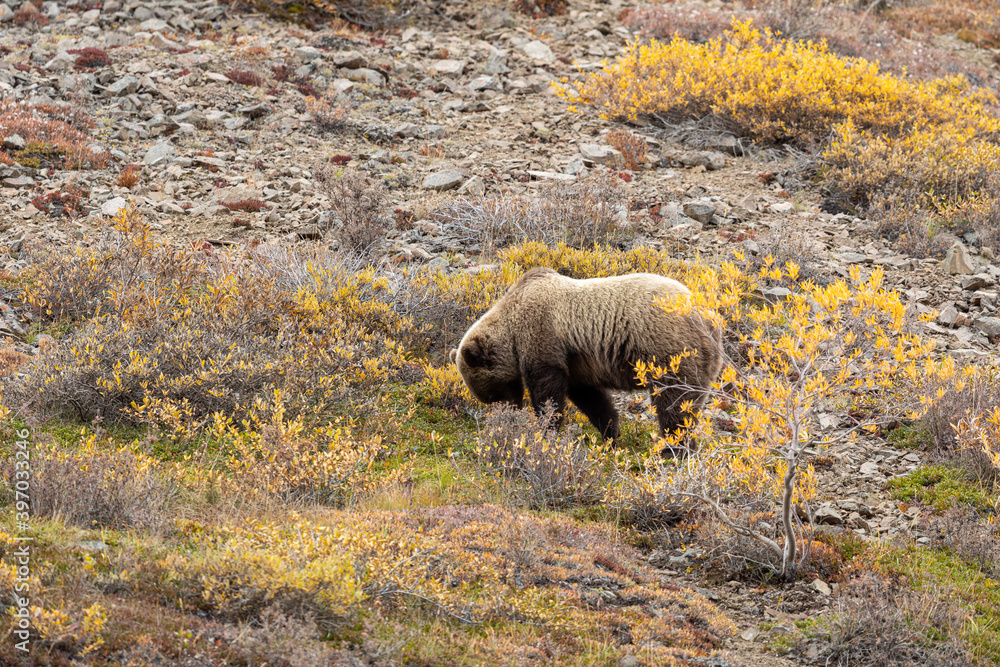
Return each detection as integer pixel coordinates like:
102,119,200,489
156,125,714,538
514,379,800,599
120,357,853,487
567,19,1000,203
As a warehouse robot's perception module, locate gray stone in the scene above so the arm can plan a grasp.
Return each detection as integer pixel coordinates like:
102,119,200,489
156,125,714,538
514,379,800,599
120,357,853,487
238,103,271,118
937,303,960,328
424,125,447,139
961,275,989,291
106,76,139,96
762,287,793,299
44,51,76,72
101,196,127,217
528,170,575,182
139,18,169,32
482,50,510,75
973,317,1000,343
683,202,716,224
478,6,514,30
457,175,486,196
295,46,323,62
769,201,795,214
394,122,421,138
2,134,25,151
143,141,177,166
343,68,385,86
814,506,844,525
2,176,34,188
468,75,501,92
579,143,621,166
972,290,998,308
812,579,832,596
333,50,366,69
521,40,555,63
148,32,181,50
859,462,880,475
836,252,869,264
942,242,976,275
429,59,466,77
422,169,465,191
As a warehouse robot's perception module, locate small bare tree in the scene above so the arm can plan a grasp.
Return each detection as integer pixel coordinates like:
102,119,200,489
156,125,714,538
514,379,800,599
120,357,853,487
631,259,958,579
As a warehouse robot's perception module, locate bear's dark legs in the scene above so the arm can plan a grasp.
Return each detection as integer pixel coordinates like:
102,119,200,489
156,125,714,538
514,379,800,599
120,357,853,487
568,385,620,441
523,364,569,428
652,388,702,453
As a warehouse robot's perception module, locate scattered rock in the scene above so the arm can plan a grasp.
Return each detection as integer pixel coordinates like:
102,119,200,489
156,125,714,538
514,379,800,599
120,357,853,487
2,134,25,151
333,50,366,69
811,579,832,596
429,60,467,77
101,197,128,217
457,175,486,196
143,142,177,167
521,40,556,63
106,75,139,96
2,176,33,188
973,317,1000,344
814,506,844,525
422,169,466,191
683,202,716,225
579,144,621,166
941,242,976,275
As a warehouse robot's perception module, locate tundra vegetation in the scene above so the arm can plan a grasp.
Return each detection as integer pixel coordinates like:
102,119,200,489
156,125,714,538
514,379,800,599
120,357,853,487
2,0,1000,665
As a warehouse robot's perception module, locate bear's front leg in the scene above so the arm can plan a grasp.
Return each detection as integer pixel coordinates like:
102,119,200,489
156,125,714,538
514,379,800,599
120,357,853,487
568,385,620,442
522,363,569,429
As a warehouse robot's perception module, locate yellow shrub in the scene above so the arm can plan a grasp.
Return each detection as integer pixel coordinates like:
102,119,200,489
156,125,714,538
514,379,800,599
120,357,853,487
205,400,390,507
824,119,1000,203
568,20,1000,203
570,20,1000,144
417,363,474,411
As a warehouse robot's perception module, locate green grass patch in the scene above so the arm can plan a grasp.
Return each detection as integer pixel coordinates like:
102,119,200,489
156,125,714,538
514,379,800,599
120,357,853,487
888,465,993,513
887,422,932,450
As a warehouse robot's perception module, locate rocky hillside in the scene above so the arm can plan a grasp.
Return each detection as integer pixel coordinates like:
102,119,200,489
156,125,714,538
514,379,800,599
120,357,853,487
2,0,1000,665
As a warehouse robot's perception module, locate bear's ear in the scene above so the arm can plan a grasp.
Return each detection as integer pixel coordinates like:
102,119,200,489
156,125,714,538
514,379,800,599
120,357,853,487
461,336,490,368
448,349,458,365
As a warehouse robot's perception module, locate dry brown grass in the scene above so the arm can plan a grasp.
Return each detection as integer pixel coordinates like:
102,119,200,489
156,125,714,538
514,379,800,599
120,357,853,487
810,573,971,666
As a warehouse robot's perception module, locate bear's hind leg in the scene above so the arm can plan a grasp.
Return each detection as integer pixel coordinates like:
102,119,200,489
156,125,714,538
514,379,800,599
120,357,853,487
652,388,701,454
568,385,620,442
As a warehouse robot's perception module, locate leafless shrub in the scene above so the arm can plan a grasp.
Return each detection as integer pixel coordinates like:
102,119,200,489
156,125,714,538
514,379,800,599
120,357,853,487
754,0,826,41
700,508,791,580
925,368,1000,452
619,5,745,42
937,507,1000,576
744,223,824,282
0,436,175,531
809,574,972,666
230,605,338,667
472,403,608,509
427,173,630,251
608,459,702,530
317,167,391,257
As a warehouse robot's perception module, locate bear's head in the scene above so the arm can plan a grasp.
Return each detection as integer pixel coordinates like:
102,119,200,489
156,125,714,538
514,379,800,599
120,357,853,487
450,334,524,407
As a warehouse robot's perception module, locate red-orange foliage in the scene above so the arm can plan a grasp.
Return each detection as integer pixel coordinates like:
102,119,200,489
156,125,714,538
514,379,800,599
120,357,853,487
0,101,109,170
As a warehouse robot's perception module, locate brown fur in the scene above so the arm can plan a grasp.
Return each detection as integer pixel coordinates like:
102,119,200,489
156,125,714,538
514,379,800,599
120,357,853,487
451,267,723,447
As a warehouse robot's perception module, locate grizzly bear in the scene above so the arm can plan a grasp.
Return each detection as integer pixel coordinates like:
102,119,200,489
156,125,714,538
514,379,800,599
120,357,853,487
449,267,723,447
